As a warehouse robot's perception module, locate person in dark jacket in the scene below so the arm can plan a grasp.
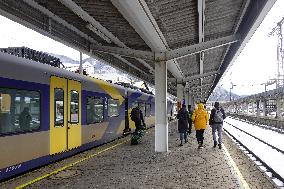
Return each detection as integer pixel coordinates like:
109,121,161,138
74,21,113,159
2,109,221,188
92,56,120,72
177,104,190,146
209,102,226,149
19,107,32,131
131,105,145,134
187,105,193,135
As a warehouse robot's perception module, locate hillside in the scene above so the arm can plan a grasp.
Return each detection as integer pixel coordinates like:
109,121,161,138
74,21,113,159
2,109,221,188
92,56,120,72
208,86,241,102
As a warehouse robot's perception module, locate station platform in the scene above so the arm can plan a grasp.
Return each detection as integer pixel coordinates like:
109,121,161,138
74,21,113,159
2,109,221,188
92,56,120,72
1,121,278,189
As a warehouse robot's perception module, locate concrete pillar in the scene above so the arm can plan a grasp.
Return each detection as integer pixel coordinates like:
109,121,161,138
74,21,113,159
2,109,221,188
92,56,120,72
256,100,260,116
276,97,281,118
155,61,168,152
189,95,195,107
79,52,83,74
263,100,267,116
177,83,184,111
251,102,255,115
184,91,189,110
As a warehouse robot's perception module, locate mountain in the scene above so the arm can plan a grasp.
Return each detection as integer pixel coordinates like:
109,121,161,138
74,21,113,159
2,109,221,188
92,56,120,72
49,53,79,65
50,53,137,83
208,86,241,102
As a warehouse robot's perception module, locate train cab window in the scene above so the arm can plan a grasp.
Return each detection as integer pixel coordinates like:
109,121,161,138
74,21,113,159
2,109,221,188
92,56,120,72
146,104,151,117
70,90,79,123
0,88,40,134
87,96,104,123
54,88,64,126
108,99,119,117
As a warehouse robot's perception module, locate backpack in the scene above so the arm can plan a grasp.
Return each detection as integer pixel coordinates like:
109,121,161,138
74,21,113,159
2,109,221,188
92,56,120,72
131,107,141,122
214,109,223,123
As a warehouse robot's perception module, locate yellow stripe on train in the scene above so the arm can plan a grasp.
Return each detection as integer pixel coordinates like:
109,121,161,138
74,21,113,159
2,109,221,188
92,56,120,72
92,78,124,105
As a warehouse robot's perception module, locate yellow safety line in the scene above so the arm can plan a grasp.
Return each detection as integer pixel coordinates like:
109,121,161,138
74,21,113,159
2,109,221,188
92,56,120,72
16,139,130,189
223,145,251,189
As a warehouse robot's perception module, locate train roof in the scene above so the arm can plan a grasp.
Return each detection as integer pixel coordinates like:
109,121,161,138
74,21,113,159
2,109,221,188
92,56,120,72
0,52,154,97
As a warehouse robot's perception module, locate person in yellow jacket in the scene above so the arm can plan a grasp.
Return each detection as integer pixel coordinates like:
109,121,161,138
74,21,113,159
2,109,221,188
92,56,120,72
192,103,209,149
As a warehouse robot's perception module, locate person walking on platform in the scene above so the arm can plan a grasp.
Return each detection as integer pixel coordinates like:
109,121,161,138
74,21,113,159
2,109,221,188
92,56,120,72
130,104,146,145
209,101,226,149
187,105,193,135
130,104,145,134
192,103,209,149
177,104,190,146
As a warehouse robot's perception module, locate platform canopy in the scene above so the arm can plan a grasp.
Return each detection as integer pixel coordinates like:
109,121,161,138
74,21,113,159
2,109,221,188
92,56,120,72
0,0,276,99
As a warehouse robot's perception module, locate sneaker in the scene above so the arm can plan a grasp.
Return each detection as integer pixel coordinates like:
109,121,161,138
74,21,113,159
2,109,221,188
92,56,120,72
179,143,183,146
213,141,217,148
198,142,203,149
218,144,222,149
185,140,188,143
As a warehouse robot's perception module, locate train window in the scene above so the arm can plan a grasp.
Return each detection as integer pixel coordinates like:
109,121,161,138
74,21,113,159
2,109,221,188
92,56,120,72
0,88,40,134
146,104,151,117
70,90,79,123
108,99,119,117
54,88,64,126
86,96,104,123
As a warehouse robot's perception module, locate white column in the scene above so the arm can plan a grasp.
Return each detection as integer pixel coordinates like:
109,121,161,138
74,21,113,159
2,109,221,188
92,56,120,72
155,61,168,152
79,52,83,74
184,90,189,110
263,100,267,116
177,83,184,110
256,100,260,116
276,97,281,118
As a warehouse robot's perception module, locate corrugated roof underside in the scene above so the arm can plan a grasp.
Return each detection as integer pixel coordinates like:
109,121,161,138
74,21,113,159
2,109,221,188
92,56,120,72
177,55,199,77
34,0,107,45
203,46,227,73
205,0,245,40
145,0,198,49
73,0,150,51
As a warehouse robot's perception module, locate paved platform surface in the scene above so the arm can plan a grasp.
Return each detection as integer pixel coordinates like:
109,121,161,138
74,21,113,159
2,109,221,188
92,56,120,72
1,121,278,189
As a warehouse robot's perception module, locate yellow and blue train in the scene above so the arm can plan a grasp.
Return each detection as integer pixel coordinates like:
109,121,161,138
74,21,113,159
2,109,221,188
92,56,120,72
0,52,175,181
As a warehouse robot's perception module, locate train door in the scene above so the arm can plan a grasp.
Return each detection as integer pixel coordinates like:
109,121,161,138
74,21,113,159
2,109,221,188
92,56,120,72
124,97,130,132
50,76,81,155
67,79,81,150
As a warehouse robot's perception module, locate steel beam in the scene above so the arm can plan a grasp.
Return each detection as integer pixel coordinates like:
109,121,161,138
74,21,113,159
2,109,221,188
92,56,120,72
111,0,183,78
168,70,220,83
198,0,205,96
59,0,126,47
22,0,97,44
198,0,205,74
136,58,154,73
59,0,156,76
166,35,239,61
186,83,212,90
91,36,238,61
90,44,154,60
112,54,148,75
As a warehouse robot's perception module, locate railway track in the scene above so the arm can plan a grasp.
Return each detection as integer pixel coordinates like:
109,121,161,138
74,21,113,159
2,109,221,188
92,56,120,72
224,120,284,187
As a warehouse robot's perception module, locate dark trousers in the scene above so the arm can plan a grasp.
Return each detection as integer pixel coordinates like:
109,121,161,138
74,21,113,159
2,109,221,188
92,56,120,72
196,129,205,143
134,120,143,134
188,122,192,134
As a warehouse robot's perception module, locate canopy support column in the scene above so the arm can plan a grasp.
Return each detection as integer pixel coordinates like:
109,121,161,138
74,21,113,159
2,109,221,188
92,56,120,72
155,60,168,152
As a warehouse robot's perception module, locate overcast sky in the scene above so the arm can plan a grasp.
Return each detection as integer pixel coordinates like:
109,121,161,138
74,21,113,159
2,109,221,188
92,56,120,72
219,0,284,95
0,1,283,96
